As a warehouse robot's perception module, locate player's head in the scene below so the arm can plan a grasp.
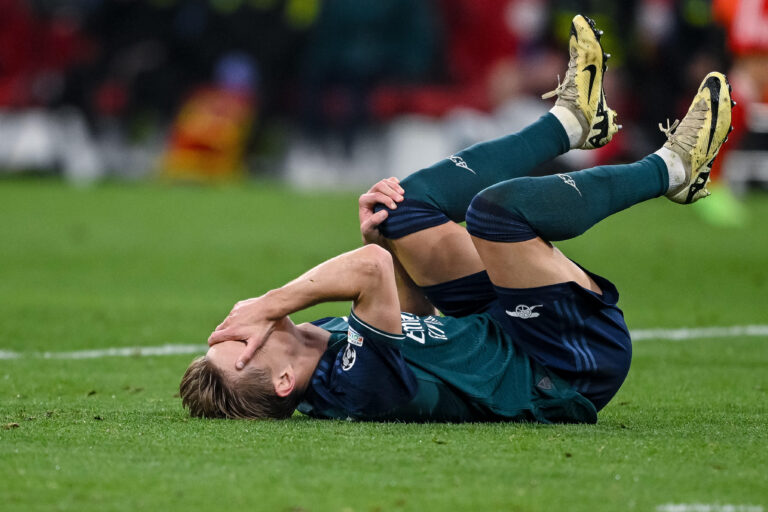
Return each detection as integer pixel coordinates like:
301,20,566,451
179,325,307,419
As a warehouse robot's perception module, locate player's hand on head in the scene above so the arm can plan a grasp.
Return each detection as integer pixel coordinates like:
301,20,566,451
212,297,256,332
208,297,280,370
208,324,276,369
359,177,404,245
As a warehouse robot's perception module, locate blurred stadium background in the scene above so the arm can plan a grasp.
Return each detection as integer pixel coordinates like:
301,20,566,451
0,0,766,204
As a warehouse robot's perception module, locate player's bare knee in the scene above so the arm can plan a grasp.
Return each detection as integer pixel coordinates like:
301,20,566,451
356,244,394,281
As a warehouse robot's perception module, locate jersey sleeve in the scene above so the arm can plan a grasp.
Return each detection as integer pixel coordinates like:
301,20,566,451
347,309,406,348
299,309,416,420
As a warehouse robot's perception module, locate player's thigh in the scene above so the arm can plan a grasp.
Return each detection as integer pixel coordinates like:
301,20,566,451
388,222,485,287
470,236,602,293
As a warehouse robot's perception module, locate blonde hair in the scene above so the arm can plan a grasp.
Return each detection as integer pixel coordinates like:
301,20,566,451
179,356,299,419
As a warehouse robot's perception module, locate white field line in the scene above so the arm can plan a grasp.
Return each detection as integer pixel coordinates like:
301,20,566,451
0,344,205,360
657,504,763,512
0,325,766,361
632,324,768,341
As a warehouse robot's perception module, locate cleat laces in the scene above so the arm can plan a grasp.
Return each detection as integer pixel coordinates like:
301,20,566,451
658,98,708,155
541,48,579,102
658,118,679,137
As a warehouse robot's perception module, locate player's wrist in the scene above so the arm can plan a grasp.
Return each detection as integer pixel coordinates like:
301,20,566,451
261,289,293,320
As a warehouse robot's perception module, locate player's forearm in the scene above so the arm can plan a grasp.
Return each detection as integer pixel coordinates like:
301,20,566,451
262,246,401,329
263,254,366,317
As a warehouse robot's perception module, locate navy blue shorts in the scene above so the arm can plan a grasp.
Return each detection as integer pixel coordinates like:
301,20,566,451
425,268,631,411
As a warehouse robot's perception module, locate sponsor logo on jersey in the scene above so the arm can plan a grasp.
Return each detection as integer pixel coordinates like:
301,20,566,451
342,344,357,371
400,313,447,343
506,304,543,319
347,326,364,346
556,174,582,196
449,155,476,174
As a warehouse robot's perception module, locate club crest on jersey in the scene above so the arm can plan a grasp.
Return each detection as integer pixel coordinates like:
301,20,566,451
342,344,357,371
347,326,364,346
506,304,543,319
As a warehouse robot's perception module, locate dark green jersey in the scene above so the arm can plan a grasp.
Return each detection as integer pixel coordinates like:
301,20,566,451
297,311,597,423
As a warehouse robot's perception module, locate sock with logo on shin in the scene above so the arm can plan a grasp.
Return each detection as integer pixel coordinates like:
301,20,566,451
466,154,670,243
379,113,571,239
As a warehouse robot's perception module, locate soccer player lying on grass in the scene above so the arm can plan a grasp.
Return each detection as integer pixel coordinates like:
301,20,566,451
180,15,734,422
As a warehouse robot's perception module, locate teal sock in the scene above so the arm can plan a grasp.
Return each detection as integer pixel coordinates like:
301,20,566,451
466,155,669,242
399,113,570,222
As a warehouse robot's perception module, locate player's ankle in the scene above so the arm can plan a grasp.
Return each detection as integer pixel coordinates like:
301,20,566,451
550,105,587,149
654,146,688,194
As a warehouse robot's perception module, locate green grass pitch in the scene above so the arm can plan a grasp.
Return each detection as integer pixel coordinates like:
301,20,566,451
1,179,767,512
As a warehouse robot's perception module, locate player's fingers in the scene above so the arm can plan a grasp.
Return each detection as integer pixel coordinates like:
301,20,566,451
366,177,396,193
361,209,388,233
236,334,267,370
385,177,404,193
358,193,377,211
214,299,247,329
208,327,241,346
360,218,376,236
359,191,388,206
379,181,404,200
359,192,397,210
371,181,404,201
373,208,389,222
371,191,398,209
368,186,402,206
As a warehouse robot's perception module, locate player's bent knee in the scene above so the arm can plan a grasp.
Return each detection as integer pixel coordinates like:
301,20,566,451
355,245,394,280
465,187,537,243
358,243,393,265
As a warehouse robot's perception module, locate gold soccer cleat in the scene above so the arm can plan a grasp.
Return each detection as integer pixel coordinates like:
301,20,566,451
661,72,734,204
542,14,620,149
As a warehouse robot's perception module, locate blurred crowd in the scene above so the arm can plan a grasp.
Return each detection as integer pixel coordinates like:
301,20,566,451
0,0,766,191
